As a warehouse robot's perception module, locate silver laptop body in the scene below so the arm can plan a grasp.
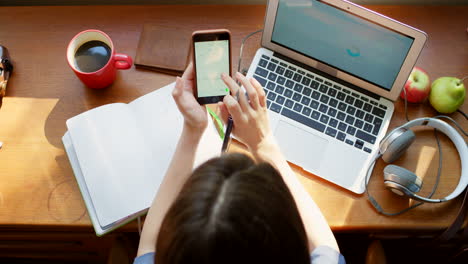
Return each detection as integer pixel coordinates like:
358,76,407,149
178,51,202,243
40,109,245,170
246,0,427,194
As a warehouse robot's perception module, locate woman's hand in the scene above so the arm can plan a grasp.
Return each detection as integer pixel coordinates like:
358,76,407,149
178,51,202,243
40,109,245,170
218,72,275,153
172,63,208,135
218,74,339,254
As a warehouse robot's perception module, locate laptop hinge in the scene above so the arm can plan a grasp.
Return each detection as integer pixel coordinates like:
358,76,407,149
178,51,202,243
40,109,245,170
273,52,381,101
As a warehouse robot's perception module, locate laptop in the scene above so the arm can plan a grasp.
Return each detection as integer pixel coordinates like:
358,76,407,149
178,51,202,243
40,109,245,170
246,0,427,194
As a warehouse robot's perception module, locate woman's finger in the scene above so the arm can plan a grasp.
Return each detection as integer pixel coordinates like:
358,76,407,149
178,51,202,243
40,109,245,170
236,72,260,110
182,63,194,81
223,94,245,126
221,73,250,114
250,77,266,108
217,102,230,125
232,74,251,114
221,73,239,96
172,77,183,100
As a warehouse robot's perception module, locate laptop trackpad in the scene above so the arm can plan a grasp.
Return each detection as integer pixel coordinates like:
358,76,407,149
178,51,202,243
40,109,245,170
274,121,328,171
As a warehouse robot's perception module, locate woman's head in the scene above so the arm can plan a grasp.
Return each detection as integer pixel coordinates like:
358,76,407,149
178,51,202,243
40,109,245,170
156,153,309,264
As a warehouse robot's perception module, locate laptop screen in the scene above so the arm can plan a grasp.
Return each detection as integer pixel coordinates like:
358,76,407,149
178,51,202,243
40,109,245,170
271,0,414,91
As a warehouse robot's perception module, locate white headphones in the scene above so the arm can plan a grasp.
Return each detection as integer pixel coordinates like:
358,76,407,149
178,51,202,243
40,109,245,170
368,117,467,211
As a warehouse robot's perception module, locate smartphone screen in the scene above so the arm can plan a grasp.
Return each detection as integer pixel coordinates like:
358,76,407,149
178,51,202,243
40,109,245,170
193,30,231,105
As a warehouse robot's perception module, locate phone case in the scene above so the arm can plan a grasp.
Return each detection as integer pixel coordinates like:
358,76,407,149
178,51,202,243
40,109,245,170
192,29,232,105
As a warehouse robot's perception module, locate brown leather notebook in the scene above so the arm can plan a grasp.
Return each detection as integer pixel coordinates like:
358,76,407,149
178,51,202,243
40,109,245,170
135,24,192,76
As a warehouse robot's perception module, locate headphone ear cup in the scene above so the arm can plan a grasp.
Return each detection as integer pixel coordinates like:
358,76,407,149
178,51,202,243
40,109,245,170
384,165,422,197
382,130,416,163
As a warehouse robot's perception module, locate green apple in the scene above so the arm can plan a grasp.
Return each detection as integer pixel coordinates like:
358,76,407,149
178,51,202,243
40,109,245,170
429,77,466,114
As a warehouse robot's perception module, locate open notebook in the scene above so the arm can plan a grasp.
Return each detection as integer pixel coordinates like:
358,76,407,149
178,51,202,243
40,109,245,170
62,82,222,236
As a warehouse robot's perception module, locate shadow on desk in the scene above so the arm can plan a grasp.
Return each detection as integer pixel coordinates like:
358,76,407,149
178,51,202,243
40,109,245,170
338,233,468,264
2,232,467,264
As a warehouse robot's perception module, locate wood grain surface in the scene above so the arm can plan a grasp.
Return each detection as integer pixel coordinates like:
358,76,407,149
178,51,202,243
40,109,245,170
0,5,466,233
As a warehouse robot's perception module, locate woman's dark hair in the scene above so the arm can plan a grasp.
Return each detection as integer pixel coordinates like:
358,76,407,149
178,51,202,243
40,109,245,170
156,153,309,264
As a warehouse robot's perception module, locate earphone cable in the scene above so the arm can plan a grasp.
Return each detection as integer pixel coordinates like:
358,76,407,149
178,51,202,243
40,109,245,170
402,87,410,122
433,115,468,137
457,109,468,120
237,29,263,74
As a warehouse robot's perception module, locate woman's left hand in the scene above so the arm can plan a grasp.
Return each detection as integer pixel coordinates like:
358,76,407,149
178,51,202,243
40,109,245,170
172,63,208,134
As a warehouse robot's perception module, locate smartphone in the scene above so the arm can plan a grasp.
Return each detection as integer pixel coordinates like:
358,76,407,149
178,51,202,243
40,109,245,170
192,29,232,105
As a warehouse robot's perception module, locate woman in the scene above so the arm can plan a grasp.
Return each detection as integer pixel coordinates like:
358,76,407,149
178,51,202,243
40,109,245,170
134,64,345,264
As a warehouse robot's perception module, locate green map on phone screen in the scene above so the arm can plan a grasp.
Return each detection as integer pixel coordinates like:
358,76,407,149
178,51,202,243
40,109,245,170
195,40,230,97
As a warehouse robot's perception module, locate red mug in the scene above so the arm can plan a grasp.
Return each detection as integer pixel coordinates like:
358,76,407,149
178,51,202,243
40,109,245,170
66,29,132,89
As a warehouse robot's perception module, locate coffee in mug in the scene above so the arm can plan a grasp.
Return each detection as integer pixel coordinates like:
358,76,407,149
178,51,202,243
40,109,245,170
74,40,112,73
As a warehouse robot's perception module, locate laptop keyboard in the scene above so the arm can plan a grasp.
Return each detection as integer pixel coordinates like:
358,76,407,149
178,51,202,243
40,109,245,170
253,54,389,154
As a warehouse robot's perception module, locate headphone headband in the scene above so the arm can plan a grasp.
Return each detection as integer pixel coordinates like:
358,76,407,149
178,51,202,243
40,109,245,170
391,117,467,202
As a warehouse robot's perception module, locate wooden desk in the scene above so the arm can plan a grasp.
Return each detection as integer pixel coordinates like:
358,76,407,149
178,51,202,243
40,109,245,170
0,4,466,249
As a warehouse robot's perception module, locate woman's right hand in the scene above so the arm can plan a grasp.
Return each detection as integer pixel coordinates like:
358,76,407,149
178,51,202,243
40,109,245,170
218,72,276,153
220,74,340,254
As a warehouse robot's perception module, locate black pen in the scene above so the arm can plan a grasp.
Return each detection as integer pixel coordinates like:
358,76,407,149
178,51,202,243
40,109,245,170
221,116,233,152
221,90,239,153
